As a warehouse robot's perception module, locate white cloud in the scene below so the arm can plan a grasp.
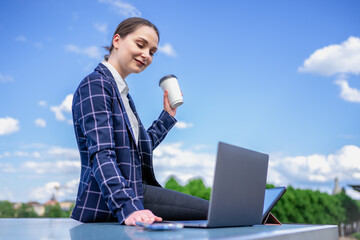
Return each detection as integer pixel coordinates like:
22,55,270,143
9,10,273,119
28,179,78,202
99,0,141,17
0,117,20,135
94,22,108,33
1,146,80,200
299,36,360,76
0,163,16,173
29,181,59,202
21,143,49,150
141,142,360,198
267,145,360,196
65,44,102,59
0,144,81,202
299,36,360,103
45,146,79,160
14,151,30,157
50,94,73,124
0,73,14,83
154,142,360,200
153,142,216,186
22,160,80,174
35,118,46,127
346,188,360,200
335,79,360,103
15,35,26,42
158,43,176,57
0,145,79,161
38,100,47,107
0,152,11,158
175,121,194,129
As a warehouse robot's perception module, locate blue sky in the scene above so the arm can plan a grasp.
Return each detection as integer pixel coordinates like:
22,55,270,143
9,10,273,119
1,0,360,203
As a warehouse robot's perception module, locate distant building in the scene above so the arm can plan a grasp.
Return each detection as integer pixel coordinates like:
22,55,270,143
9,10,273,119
45,194,58,207
60,201,75,211
332,177,341,195
13,202,22,210
27,201,45,216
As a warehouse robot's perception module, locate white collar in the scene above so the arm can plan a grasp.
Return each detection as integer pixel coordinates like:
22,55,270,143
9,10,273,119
102,61,129,95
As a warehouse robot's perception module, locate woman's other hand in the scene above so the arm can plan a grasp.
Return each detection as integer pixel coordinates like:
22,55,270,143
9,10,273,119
124,209,162,226
163,90,177,117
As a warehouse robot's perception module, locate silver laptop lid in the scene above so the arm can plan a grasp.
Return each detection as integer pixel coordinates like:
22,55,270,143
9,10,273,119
207,142,269,227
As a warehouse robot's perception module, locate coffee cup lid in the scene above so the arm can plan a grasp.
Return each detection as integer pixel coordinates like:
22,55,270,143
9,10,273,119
159,74,177,86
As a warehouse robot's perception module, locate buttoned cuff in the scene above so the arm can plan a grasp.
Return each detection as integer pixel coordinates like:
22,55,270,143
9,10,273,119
160,110,177,130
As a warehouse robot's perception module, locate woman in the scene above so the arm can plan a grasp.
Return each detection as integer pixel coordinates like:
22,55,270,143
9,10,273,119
71,17,208,226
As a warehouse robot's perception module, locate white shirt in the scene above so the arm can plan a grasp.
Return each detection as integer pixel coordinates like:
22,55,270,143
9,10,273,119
102,61,140,145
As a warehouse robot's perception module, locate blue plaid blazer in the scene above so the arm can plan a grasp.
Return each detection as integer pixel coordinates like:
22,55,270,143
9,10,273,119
71,63,177,224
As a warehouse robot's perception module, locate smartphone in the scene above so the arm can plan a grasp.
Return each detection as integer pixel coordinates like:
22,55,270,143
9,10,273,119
135,221,184,230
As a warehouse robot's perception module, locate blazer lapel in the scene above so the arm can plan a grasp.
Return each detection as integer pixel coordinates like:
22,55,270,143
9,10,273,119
127,94,140,123
115,91,138,147
127,93,148,144
95,63,138,147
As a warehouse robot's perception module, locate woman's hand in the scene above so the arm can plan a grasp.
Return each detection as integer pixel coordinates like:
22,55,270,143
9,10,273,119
124,209,162,226
163,90,177,117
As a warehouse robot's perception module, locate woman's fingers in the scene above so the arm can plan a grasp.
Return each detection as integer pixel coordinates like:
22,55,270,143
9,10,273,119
163,90,177,117
125,210,162,226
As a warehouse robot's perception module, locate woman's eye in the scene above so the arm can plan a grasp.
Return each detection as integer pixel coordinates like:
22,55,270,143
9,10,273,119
136,43,143,48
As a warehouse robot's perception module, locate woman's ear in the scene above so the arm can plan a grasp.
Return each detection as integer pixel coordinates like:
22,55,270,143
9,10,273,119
112,34,121,49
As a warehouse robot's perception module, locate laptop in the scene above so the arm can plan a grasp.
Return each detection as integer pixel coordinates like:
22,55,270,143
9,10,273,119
171,141,269,228
137,187,286,230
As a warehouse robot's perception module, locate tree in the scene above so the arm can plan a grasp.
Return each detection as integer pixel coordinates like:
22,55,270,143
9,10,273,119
335,191,360,224
16,203,38,218
44,203,68,218
270,185,346,225
165,176,360,226
0,201,16,218
65,204,75,218
165,177,211,200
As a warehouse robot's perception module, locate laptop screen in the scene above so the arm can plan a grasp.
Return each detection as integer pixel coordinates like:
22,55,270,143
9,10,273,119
263,187,286,217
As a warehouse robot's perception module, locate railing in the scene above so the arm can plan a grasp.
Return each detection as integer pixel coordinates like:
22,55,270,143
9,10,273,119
339,221,360,237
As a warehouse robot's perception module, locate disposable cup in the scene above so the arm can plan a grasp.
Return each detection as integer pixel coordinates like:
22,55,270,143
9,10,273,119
159,74,183,108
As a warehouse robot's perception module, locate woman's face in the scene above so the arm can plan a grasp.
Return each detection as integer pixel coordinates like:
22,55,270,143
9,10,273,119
111,25,159,79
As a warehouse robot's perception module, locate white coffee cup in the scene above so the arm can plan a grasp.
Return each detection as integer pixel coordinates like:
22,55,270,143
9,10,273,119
159,74,183,108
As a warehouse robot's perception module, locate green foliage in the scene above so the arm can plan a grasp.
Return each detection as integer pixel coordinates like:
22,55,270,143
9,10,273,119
66,204,75,217
0,201,16,218
351,231,360,240
165,177,360,225
16,203,38,218
0,201,72,218
335,191,360,224
165,176,211,200
270,186,346,225
165,176,184,193
44,203,69,218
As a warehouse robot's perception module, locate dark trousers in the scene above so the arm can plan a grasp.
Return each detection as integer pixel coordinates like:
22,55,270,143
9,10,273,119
143,184,209,220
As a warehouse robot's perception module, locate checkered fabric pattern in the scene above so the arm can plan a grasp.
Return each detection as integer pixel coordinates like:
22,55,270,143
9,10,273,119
71,63,177,224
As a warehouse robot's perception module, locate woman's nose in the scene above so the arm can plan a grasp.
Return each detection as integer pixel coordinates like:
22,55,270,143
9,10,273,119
141,50,149,59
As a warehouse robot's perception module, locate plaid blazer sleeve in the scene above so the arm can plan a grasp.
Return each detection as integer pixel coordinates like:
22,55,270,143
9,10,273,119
147,110,177,149
127,94,177,151
73,75,144,222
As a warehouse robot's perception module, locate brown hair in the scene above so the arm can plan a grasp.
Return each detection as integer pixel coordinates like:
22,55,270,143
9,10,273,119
104,17,160,61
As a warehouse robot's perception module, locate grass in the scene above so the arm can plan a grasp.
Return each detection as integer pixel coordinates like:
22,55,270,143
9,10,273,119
351,232,360,240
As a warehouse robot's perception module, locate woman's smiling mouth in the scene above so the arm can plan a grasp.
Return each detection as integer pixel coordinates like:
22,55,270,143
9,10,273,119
134,58,145,66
